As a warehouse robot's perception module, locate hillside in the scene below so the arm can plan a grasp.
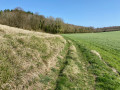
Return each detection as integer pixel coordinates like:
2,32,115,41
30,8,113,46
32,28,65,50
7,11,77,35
0,24,120,90
1,8,120,34
0,9,94,34
0,24,67,89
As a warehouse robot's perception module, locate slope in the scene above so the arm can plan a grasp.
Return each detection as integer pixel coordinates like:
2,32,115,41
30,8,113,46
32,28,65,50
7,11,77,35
0,24,66,90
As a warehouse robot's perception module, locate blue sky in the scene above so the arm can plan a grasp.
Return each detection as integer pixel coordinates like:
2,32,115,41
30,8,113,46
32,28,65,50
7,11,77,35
0,0,120,28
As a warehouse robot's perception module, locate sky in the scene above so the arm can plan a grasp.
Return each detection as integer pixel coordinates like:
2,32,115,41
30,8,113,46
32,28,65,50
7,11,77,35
0,0,120,28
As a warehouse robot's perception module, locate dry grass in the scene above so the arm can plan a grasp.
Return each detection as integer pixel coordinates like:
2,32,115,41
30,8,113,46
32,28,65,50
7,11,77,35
0,24,66,90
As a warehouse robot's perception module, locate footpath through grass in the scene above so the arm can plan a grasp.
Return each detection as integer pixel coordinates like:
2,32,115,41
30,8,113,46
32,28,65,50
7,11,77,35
56,40,95,90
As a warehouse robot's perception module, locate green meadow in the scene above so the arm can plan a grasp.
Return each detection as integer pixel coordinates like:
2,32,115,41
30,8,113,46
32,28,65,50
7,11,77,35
62,31,120,89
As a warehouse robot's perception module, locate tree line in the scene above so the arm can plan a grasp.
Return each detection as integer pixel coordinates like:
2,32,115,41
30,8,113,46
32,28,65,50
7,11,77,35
0,8,120,33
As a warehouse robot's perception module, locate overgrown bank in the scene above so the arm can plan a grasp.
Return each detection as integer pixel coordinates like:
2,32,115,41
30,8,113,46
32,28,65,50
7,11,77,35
0,24,67,90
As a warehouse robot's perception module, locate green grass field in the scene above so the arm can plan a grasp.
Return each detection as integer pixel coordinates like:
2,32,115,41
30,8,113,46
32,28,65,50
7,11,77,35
63,31,120,72
62,31,120,89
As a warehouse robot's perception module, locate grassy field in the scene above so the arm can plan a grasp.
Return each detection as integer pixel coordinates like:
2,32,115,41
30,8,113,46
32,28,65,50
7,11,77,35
63,31,120,73
0,24,120,90
62,31,120,89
